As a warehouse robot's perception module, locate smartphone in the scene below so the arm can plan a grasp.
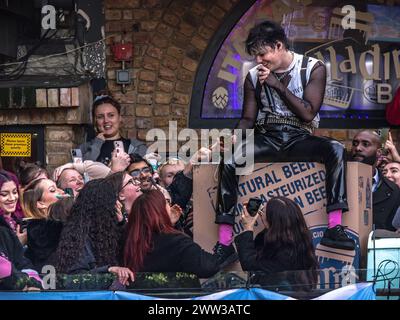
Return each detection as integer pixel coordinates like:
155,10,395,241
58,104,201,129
246,197,263,217
116,200,128,224
70,149,83,164
19,219,29,232
114,141,124,154
64,188,74,197
121,203,128,223
377,128,389,145
148,158,158,172
219,133,233,152
219,133,232,143
377,128,390,155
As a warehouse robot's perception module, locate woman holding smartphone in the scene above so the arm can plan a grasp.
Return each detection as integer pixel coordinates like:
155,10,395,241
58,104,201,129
79,94,147,165
235,196,318,291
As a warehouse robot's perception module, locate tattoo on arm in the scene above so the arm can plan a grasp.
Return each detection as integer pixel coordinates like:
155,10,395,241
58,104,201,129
301,100,311,110
276,82,316,121
280,85,288,98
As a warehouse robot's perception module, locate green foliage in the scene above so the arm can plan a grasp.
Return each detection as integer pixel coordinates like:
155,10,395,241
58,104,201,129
129,272,200,289
56,273,117,290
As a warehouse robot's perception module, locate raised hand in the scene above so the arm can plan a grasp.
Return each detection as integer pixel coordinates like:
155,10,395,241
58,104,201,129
385,132,400,162
169,204,183,225
96,132,106,140
16,224,27,246
115,200,125,223
110,149,130,172
240,202,260,232
53,163,74,181
257,64,281,89
257,64,271,85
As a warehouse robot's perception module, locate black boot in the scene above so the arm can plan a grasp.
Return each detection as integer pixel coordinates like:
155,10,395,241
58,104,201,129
320,225,356,250
213,242,238,269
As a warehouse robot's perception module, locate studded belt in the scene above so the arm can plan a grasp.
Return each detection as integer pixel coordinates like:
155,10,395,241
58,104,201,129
256,116,314,134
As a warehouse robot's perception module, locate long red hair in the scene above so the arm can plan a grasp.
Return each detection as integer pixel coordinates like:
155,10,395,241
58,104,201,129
123,189,177,272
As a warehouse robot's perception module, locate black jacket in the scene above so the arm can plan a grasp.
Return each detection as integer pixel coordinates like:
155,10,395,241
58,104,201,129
167,171,194,237
235,230,302,273
0,217,39,290
235,230,317,290
25,219,63,271
140,232,220,278
66,237,110,274
61,223,125,275
373,171,400,231
54,237,118,291
168,171,193,211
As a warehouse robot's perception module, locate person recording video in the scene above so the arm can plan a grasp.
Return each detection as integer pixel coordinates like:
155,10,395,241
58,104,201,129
235,196,318,290
56,168,84,197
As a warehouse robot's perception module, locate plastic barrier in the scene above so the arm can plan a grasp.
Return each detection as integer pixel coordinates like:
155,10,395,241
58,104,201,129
0,283,375,300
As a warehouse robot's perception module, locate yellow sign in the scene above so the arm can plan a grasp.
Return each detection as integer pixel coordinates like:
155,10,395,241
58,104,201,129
0,133,32,157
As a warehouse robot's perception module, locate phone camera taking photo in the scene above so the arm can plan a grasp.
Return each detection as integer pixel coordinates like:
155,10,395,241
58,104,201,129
246,197,263,217
64,188,74,197
114,141,124,154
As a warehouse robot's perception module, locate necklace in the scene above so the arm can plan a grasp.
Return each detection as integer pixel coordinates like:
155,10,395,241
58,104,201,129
273,66,294,81
273,51,295,81
274,70,290,81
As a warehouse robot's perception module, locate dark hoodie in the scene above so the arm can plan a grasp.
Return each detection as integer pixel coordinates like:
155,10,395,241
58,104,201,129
0,216,41,290
25,219,63,271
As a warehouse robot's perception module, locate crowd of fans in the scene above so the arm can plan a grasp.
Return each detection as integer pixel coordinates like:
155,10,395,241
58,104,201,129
1,94,400,292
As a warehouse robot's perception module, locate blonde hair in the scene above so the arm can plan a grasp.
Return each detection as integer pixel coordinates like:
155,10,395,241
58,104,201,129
22,179,48,219
158,158,185,178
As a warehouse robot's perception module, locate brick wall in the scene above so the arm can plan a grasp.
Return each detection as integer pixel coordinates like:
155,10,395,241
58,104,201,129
45,125,86,172
104,0,240,141
0,83,92,171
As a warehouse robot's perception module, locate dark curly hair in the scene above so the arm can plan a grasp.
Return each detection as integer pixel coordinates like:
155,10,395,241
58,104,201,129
56,172,125,274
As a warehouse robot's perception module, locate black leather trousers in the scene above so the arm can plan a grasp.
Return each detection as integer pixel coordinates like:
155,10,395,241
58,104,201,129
216,124,348,225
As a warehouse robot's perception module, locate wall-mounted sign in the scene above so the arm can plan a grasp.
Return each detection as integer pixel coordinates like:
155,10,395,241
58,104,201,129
0,133,32,157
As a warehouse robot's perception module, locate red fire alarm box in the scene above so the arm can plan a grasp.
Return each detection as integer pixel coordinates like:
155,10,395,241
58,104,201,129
112,42,133,61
